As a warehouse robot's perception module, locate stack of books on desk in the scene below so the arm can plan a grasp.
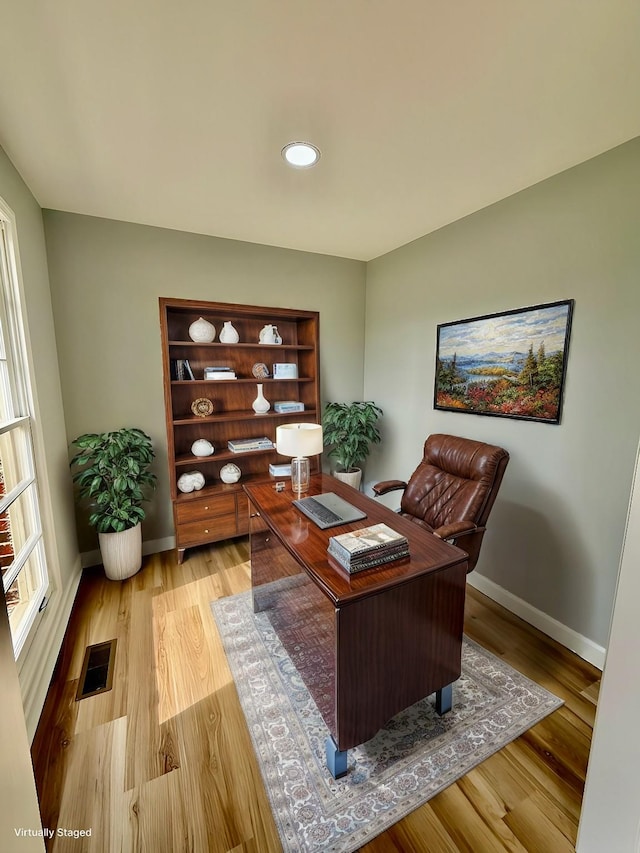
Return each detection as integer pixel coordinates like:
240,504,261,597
227,436,274,453
328,523,409,573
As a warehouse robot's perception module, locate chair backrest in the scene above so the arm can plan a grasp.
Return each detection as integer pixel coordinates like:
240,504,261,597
401,434,509,570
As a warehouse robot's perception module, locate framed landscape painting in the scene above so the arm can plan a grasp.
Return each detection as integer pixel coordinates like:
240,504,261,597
434,299,574,424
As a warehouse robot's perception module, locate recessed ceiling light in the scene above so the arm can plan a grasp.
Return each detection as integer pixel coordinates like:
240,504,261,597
281,141,321,169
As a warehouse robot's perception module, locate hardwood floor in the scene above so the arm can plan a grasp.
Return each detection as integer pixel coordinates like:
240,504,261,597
31,539,601,852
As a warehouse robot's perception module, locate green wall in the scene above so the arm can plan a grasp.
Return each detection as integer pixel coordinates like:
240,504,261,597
43,212,366,551
364,138,640,649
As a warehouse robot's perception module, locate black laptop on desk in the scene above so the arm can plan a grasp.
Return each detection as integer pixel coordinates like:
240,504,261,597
293,492,367,529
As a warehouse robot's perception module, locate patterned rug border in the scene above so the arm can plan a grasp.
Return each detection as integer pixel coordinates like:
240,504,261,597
211,587,563,852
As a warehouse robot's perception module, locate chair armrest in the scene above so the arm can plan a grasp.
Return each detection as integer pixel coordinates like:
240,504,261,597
372,480,408,497
433,521,485,541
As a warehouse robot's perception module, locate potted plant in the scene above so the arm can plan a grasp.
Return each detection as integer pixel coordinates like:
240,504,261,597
70,427,158,580
322,401,383,489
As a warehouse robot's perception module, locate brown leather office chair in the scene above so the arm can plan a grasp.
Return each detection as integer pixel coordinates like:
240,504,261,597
372,433,509,573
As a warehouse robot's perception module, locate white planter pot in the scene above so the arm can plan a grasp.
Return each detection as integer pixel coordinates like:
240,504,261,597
333,468,362,490
98,522,142,581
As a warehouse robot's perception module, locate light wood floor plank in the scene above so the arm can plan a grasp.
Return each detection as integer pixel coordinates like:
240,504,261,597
505,792,576,852
455,771,530,851
54,716,128,853
32,540,600,852
500,738,583,822
124,586,180,790
362,801,461,852
428,781,514,852
580,680,600,705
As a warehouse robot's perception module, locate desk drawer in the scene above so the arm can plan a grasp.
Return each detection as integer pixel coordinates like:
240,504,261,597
176,494,236,524
178,514,238,546
247,499,268,533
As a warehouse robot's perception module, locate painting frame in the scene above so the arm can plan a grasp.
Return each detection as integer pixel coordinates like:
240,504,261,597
434,299,574,424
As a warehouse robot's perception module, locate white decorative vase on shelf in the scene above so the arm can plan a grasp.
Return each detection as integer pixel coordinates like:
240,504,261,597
99,523,142,581
258,324,277,344
220,463,241,484
252,384,271,414
177,470,206,493
219,321,239,343
188,316,216,342
191,438,214,457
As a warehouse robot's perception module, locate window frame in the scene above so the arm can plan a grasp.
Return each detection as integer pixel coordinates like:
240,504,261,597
0,199,51,659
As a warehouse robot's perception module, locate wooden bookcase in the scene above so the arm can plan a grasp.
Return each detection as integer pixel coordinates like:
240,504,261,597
159,298,321,563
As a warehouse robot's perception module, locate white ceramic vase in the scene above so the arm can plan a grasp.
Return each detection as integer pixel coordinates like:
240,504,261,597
259,324,276,344
177,470,206,493
99,523,142,581
191,438,214,457
220,463,241,484
188,316,216,342
219,321,239,343
252,384,270,414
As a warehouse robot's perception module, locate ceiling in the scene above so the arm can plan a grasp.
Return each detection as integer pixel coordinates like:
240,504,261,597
0,1,638,261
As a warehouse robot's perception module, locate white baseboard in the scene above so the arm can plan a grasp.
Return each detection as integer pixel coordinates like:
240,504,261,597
19,556,83,741
81,536,176,568
468,572,606,671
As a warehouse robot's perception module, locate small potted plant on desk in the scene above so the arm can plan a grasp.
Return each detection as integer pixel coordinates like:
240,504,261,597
70,427,158,580
322,401,383,490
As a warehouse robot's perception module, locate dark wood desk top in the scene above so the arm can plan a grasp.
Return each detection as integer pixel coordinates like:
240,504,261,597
243,473,467,606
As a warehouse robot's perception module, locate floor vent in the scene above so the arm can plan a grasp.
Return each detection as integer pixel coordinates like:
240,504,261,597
76,639,117,701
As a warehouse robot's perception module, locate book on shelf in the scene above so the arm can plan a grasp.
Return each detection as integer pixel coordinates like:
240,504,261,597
273,401,305,413
327,523,409,573
228,436,274,453
204,366,236,380
171,358,196,381
269,462,292,476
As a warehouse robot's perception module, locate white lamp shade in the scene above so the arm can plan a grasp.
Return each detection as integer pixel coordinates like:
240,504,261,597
276,423,323,458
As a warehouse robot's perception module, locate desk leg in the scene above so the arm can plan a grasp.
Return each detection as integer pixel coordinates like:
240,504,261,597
435,683,453,715
325,737,348,779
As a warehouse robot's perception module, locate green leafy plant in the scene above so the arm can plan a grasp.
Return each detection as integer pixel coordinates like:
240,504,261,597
70,428,158,533
322,401,383,473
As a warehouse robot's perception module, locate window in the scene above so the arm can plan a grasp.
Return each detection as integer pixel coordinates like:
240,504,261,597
0,202,49,657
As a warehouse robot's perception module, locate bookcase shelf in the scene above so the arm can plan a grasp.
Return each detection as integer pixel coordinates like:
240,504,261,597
169,340,315,350
173,408,318,426
170,377,315,386
174,447,279,466
160,297,321,563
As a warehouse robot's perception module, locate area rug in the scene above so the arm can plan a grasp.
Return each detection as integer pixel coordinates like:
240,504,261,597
211,579,563,852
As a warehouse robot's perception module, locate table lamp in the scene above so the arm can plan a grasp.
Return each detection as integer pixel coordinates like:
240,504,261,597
275,423,323,493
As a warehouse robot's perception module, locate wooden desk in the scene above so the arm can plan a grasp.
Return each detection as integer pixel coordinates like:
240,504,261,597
243,474,468,778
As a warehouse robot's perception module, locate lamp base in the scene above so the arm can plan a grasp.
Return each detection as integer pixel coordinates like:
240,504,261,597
291,456,310,493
